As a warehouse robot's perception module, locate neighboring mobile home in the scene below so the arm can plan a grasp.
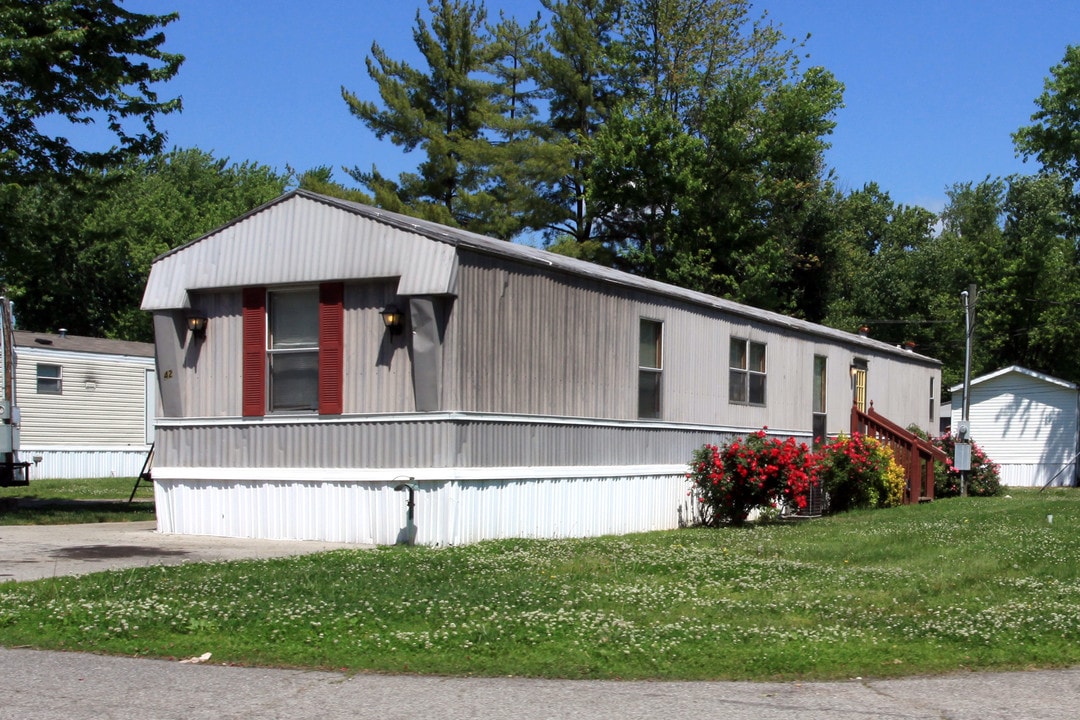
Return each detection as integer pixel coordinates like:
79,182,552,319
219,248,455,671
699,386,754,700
142,190,943,545
14,331,155,479
951,366,1078,487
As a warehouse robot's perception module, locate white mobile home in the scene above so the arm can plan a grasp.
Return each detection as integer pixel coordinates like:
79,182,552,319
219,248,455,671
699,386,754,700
951,366,1078,487
15,331,155,479
142,190,942,545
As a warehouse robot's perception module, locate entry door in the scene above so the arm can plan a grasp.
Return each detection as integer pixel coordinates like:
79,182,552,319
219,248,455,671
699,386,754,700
852,362,868,412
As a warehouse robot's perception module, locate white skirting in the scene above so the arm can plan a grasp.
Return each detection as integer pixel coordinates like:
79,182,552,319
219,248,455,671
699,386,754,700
152,466,694,545
19,446,152,481
998,462,1077,488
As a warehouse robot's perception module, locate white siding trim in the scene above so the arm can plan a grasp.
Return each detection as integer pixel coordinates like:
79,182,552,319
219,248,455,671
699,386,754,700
16,349,154,366
152,463,690,482
154,411,806,438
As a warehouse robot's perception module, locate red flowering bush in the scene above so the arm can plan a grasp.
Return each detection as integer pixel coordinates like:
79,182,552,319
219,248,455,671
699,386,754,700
688,428,818,526
932,434,1002,497
817,433,906,513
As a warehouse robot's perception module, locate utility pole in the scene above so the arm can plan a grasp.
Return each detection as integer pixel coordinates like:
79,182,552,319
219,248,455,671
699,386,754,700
956,284,977,496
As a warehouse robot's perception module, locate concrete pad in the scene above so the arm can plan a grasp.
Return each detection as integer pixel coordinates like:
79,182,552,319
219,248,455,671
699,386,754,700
0,522,364,582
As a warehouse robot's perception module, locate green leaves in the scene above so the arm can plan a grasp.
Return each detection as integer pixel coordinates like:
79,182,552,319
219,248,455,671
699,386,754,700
0,149,288,339
1014,45,1080,189
0,0,183,181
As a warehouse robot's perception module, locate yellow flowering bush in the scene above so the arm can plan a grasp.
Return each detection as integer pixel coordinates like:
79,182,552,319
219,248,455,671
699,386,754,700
818,433,907,513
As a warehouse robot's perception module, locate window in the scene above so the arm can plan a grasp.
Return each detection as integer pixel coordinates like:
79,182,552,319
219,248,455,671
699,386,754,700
268,289,320,412
242,283,344,417
729,338,766,405
36,364,62,394
929,377,936,423
812,355,827,443
638,319,662,419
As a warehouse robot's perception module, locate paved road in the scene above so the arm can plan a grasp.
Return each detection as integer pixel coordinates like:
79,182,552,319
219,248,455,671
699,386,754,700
0,647,1078,720
1,523,1079,719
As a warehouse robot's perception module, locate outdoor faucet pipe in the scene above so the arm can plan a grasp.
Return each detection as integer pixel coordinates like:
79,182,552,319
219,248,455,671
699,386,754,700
394,478,417,545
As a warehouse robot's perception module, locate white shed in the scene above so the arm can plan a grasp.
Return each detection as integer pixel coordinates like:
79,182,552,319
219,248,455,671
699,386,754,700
951,366,1078,487
14,331,156,480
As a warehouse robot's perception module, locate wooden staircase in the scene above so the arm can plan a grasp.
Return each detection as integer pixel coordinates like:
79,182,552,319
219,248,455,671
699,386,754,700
851,403,947,504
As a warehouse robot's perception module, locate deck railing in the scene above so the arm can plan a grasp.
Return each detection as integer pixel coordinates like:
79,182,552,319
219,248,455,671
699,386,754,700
850,402,947,504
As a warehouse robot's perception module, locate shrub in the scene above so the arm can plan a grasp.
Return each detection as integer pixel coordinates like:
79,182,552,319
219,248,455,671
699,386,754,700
932,434,1002,497
817,433,906,513
688,429,817,526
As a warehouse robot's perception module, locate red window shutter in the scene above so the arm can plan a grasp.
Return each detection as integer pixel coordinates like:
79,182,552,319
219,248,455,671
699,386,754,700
242,287,266,417
318,282,344,415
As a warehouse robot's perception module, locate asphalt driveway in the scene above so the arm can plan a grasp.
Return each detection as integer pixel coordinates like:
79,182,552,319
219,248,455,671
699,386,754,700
0,521,361,582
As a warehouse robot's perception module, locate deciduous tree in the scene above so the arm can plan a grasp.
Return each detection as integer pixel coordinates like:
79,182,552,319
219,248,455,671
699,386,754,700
1,149,288,340
0,0,183,181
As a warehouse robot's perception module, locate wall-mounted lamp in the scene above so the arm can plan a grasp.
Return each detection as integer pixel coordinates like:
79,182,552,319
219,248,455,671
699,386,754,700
380,306,404,334
186,314,208,338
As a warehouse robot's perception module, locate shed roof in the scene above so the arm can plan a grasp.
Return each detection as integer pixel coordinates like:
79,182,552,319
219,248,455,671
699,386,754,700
15,330,154,359
145,189,940,367
950,365,1077,393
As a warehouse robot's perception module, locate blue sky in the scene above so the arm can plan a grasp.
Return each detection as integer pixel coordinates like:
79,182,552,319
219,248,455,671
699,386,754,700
129,1,1080,214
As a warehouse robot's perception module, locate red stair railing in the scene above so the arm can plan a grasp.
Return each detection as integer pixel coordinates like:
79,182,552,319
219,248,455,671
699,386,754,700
851,402,946,504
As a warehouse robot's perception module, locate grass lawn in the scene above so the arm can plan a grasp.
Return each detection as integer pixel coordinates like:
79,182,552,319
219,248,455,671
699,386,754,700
0,489,1077,681
0,476,155,524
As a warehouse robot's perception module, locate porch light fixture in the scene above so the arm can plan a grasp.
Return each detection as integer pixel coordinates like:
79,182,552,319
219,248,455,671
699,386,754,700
186,314,208,338
380,305,404,334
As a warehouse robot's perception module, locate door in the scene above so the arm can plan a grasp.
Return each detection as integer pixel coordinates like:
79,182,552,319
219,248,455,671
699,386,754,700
852,360,868,412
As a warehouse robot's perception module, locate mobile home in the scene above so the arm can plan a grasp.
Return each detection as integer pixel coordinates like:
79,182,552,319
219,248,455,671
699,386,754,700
15,331,155,479
142,190,942,544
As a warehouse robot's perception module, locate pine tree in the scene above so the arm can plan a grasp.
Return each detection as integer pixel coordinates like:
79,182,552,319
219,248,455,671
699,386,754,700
343,0,503,233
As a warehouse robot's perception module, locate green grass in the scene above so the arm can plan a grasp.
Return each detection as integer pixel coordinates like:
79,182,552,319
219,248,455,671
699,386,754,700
0,476,155,524
0,489,1078,681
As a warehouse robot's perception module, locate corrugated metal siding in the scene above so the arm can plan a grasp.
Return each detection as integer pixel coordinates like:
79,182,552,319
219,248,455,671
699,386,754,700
446,257,634,418
342,282,416,413
446,253,940,435
155,417,745,469
154,470,692,545
180,291,243,417
15,349,153,446
176,283,415,418
142,195,457,310
19,446,150,480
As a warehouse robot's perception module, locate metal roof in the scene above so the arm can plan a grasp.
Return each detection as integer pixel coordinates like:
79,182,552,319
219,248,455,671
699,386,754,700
145,189,940,367
950,365,1077,393
14,331,154,358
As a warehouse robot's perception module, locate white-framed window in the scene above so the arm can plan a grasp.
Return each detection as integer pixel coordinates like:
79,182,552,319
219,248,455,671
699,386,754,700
638,319,663,419
729,338,766,405
929,377,936,423
36,363,62,394
267,288,319,412
812,355,827,443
